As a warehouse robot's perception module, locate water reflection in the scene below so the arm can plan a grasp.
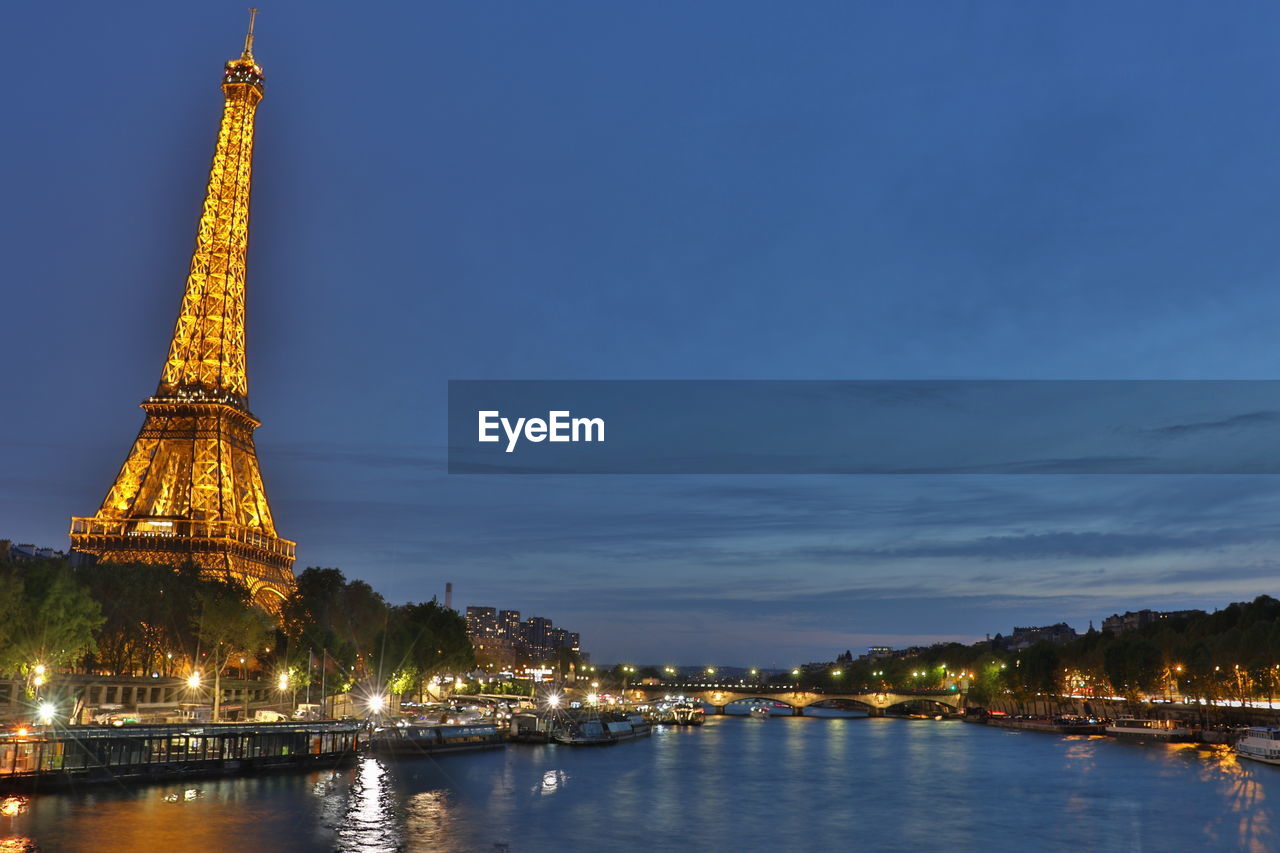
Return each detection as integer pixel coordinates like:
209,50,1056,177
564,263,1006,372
334,758,403,853
1188,746,1273,851
534,769,568,796
0,798,27,819
404,789,460,850
0,838,36,853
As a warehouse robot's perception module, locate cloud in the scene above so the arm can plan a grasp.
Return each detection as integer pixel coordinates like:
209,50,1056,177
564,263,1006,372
1145,410,1280,438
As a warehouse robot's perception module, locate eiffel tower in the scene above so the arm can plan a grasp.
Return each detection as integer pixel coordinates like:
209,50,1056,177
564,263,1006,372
71,11,296,611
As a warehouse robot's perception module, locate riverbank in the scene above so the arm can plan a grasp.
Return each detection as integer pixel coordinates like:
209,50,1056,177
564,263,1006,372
979,695,1280,728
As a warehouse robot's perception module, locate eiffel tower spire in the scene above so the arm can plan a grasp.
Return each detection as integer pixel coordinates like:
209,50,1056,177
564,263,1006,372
71,18,296,611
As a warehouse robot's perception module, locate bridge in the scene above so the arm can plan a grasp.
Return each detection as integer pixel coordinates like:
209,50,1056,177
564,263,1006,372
622,683,967,716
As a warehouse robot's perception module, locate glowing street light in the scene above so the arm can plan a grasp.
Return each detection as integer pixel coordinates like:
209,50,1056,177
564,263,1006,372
187,671,202,689
547,693,561,708
367,694,386,714
36,702,56,725
277,672,290,691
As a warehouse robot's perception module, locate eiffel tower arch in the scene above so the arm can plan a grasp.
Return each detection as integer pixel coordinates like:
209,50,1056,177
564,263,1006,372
71,13,297,611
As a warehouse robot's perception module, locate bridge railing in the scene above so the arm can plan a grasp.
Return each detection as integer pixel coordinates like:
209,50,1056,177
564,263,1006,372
633,682,961,696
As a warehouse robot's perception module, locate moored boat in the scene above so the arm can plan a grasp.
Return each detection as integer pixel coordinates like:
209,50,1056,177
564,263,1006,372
553,717,615,746
1235,728,1280,765
672,704,705,726
1105,717,1196,743
369,722,505,756
0,720,363,792
606,713,653,741
510,712,555,743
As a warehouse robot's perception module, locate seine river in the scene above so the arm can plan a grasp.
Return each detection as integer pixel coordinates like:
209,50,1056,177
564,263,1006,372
3,712,1276,852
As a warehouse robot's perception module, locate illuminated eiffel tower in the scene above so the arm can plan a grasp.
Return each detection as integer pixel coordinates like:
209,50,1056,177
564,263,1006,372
71,11,296,610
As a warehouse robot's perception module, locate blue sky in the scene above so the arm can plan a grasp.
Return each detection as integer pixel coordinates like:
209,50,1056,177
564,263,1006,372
6,2,1280,665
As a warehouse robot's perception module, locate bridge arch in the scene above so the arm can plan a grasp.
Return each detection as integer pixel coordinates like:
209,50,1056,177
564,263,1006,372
803,697,878,715
881,697,963,715
716,696,801,714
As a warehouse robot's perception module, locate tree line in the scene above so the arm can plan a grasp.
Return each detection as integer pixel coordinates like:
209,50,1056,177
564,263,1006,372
760,595,1280,708
0,556,473,704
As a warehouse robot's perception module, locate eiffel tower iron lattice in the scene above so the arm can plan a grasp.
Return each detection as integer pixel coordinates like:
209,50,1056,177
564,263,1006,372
70,12,297,611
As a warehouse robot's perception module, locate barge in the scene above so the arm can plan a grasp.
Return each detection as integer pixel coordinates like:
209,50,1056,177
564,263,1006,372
1105,717,1197,743
0,720,362,792
983,714,1107,735
369,722,505,756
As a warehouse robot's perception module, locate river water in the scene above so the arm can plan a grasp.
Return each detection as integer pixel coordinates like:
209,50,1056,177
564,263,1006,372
2,713,1276,852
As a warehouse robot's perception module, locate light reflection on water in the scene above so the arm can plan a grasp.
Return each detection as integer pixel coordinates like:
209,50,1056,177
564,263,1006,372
5,720,1280,852
333,758,403,853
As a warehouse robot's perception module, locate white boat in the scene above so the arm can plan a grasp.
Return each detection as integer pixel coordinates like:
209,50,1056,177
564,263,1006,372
1105,717,1196,743
1236,728,1280,765
672,704,705,726
749,706,770,720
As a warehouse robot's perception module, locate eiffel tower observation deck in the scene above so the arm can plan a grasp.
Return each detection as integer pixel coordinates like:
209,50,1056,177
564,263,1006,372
71,11,297,611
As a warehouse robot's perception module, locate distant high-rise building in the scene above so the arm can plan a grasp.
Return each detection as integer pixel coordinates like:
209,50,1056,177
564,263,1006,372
499,610,522,642
524,616,553,655
466,606,498,640
465,605,583,666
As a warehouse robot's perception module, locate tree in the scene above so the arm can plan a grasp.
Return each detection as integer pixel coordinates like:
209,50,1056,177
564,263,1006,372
196,582,271,721
0,559,102,678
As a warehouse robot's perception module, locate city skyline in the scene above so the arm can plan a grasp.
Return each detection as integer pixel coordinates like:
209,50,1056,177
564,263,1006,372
9,3,1280,664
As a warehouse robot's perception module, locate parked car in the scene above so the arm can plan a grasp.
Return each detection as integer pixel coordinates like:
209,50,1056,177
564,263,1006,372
254,710,289,722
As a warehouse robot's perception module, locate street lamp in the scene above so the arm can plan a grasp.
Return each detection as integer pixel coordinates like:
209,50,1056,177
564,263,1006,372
187,671,202,689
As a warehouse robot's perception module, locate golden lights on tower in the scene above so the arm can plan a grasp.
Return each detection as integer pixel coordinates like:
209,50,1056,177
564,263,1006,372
70,12,296,611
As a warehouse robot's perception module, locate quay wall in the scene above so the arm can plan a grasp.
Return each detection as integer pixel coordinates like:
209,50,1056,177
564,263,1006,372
979,695,1280,727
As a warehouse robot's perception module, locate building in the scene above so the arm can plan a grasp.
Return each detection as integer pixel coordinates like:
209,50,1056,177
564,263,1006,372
1101,609,1206,633
465,605,583,667
465,607,499,641
861,647,892,661
498,610,522,643
999,623,1079,651
5,543,65,562
68,16,296,612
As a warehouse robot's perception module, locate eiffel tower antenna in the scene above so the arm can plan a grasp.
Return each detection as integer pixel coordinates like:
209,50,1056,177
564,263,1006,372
242,9,258,61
